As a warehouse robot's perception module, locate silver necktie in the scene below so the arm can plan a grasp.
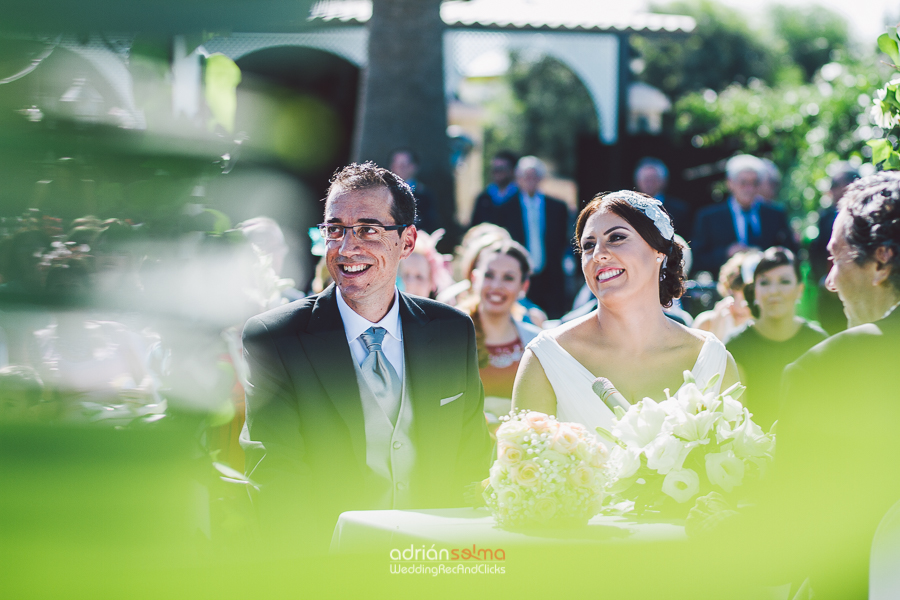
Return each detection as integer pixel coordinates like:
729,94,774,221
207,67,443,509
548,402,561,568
359,326,402,426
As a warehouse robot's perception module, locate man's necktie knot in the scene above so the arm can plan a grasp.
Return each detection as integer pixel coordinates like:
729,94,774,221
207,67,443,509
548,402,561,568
360,327,387,354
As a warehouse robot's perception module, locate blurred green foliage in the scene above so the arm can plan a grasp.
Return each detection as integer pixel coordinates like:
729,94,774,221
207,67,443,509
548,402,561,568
867,27,900,171
674,57,886,221
634,1,850,99
482,54,598,179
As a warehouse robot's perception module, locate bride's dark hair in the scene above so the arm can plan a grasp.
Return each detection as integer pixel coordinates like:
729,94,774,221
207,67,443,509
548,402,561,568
574,191,686,308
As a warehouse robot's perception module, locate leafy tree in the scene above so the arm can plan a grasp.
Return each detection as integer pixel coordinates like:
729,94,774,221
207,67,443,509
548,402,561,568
633,0,774,99
768,5,849,82
674,55,888,219
483,54,597,179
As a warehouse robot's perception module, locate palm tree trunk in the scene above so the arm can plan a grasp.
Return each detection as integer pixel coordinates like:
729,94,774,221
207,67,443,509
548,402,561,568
353,0,454,234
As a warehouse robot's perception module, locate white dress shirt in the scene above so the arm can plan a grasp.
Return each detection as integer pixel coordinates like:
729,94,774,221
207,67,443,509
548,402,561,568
336,286,405,382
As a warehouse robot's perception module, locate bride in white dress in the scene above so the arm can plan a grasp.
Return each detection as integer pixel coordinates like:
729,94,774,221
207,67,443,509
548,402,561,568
512,191,739,433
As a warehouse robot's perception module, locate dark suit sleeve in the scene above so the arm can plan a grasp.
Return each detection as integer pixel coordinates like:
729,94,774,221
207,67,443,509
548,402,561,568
453,316,492,492
771,207,798,253
470,191,492,227
690,209,729,275
240,315,313,508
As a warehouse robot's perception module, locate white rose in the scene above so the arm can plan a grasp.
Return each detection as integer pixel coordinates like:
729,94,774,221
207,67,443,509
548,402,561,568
661,468,700,504
644,433,689,475
705,450,745,493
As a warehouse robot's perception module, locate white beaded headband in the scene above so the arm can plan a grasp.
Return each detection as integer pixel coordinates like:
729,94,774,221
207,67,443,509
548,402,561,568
611,191,675,241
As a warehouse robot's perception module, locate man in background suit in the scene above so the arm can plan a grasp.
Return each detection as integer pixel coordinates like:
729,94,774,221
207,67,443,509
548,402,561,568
240,163,491,552
470,150,519,224
690,154,797,276
634,157,691,237
470,156,571,318
389,148,442,233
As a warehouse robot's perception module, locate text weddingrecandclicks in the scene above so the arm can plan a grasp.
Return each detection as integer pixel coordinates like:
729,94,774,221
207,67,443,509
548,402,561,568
389,544,507,576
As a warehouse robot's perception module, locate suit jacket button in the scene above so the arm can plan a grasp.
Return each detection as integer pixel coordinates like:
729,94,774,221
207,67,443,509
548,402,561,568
393,441,402,449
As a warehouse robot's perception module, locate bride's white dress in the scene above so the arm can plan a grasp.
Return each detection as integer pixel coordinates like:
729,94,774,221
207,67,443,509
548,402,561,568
526,329,728,432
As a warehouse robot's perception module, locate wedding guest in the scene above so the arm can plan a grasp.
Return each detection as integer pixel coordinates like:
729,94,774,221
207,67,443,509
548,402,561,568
724,247,827,430
758,158,782,203
398,229,454,299
469,156,571,318
809,165,860,334
238,216,304,302
389,148,442,234
462,239,540,431
436,224,547,326
240,162,491,552
693,251,757,341
470,150,519,224
634,157,691,236
691,154,797,276
734,172,900,599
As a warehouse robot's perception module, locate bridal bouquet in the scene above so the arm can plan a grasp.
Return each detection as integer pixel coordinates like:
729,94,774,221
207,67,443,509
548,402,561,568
483,411,611,527
599,372,775,514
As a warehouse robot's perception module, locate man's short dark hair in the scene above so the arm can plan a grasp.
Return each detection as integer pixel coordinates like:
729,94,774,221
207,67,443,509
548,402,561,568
493,150,518,168
326,162,417,228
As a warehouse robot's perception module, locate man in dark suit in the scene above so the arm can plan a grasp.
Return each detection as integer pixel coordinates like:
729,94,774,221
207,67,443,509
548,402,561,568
690,154,797,276
730,172,900,598
470,156,571,318
240,163,491,552
470,150,519,225
634,157,691,236
389,148,442,233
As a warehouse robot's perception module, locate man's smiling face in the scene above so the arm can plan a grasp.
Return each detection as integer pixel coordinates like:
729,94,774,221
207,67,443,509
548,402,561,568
324,185,416,309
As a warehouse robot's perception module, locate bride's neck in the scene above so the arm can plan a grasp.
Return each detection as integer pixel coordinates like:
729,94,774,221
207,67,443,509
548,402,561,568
595,297,672,349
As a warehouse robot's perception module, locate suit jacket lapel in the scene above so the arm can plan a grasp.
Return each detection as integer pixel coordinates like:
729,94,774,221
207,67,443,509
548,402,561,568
302,285,366,466
399,294,442,458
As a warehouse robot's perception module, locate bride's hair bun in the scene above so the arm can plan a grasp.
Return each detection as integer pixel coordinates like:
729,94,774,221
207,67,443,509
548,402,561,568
575,192,686,308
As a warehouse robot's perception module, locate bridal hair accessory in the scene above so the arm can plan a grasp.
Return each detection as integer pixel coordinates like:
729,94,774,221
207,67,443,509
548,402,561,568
613,191,675,241
660,255,668,281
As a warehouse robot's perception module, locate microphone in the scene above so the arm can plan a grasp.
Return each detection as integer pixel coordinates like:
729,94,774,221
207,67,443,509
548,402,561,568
592,377,631,414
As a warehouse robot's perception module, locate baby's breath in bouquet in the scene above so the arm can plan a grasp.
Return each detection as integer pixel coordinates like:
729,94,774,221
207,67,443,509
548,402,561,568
483,411,611,528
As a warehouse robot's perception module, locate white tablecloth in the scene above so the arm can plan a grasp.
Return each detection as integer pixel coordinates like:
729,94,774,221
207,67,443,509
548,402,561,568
331,508,686,553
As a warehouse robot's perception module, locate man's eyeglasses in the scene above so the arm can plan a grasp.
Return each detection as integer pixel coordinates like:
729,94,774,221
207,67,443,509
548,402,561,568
317,223,409,243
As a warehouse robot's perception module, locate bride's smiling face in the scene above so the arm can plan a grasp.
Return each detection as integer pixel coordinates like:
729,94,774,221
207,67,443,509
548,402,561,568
580,210,664,304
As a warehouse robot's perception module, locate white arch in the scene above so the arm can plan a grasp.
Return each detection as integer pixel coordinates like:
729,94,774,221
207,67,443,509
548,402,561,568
207,27,620,143
445,30,619,144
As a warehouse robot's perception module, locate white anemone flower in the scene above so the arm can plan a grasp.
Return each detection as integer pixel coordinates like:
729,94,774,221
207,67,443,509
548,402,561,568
872,82,900,129
644,433,690,474
661,468,700,503
705,449,745,493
